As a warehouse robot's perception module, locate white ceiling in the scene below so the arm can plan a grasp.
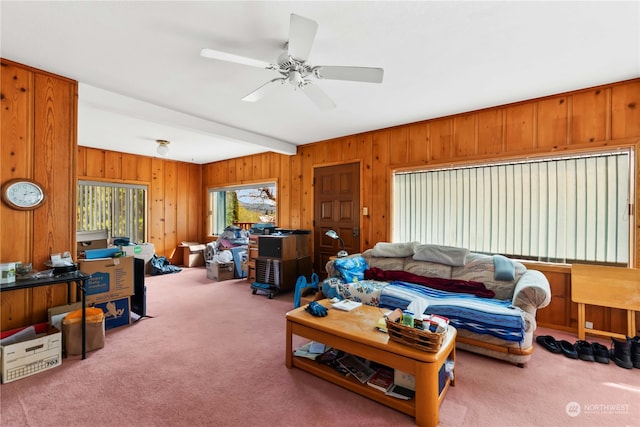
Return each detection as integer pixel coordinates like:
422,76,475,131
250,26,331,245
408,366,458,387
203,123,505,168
1,1,638,164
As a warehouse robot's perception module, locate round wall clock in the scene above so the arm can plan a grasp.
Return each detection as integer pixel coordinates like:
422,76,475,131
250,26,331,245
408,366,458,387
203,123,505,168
1,178,47,210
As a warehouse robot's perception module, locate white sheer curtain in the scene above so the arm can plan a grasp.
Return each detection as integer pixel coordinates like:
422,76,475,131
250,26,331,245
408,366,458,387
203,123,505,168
393,150,632,265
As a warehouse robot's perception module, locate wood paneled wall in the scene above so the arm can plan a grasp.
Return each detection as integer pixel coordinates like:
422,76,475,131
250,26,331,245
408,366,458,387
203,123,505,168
1,59,78,329
77,147,203,263
203,79,640,333
2,54,638,335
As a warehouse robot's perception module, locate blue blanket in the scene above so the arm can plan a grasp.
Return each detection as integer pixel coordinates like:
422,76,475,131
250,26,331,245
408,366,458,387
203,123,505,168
379,281,526,342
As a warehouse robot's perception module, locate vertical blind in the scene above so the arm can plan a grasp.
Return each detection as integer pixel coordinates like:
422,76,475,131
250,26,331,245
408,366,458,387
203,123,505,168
393,151,632,264
77,181,147,243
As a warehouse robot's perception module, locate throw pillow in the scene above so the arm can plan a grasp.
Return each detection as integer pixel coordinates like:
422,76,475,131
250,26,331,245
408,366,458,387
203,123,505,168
413,244,469,266
371,241,419,257
333,255,368,283
493,254,515,281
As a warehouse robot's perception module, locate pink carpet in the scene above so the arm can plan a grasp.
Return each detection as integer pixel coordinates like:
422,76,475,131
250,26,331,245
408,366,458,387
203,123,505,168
1,267,638,426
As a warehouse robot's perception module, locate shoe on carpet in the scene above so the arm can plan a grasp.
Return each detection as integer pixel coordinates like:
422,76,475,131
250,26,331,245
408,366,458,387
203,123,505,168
559,340,579,359
591,342,610,364
536,335,562,354
630,336,640,369
610,336,633,369
574,340,595,362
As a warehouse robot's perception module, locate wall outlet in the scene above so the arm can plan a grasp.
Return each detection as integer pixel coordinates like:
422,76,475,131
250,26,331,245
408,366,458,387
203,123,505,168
585,321,594,329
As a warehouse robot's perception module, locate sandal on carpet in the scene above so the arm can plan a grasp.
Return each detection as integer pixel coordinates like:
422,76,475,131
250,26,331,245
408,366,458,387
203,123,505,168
536,335,562,354
559,340,579,359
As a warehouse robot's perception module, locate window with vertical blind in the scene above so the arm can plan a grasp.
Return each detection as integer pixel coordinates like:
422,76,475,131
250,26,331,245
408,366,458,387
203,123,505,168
393,150,633,265
77,181,147,243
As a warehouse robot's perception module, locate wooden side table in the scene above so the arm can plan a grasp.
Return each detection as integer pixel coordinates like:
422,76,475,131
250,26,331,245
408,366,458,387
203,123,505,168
571,264,640,340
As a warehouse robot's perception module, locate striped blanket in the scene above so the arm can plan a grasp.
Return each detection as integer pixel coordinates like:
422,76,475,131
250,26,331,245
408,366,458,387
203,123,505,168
378,281,526,342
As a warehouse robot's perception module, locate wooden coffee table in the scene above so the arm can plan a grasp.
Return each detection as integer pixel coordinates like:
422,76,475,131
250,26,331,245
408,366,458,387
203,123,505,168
285,300,456,427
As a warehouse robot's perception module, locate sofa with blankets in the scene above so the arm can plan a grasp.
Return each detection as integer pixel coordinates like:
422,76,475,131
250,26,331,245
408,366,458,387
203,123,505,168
323,242,552,366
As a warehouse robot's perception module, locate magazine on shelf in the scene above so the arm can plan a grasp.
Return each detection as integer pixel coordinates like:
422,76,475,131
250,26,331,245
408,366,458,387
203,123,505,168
394,369,416,390
366,366,394,392
385,384,415,400
316,348,350,375
337,354,377,383
293,341,327,360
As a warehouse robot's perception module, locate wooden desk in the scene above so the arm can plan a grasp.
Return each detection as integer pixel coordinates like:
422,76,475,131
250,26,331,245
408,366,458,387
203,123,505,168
571,264,640,340
286,301,456,427
1,271,91,359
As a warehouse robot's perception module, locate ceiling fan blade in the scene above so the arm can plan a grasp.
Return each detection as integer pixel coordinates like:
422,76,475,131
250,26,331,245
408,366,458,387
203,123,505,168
301,83,336,111
287,14,318,62
241,78,286,102
313,66,384,83
200,48,273,69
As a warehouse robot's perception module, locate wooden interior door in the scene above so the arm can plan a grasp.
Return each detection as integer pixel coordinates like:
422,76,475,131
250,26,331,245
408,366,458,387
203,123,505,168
314,163,361,277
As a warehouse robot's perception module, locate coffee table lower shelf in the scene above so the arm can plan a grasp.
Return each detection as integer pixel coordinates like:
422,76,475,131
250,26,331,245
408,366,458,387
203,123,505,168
285,302,456,427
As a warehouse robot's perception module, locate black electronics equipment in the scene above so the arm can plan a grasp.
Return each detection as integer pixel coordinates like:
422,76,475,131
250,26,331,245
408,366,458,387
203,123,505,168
131,258,147,318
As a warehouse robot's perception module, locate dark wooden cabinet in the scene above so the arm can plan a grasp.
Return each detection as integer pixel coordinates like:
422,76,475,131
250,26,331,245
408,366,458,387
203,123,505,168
252,234,311,296
246,235,259,282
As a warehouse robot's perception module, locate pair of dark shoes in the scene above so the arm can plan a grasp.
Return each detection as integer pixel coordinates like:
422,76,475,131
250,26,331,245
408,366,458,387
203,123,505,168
574,340,610,363
536,335,609,363
536,335,577,358
610,336,640,369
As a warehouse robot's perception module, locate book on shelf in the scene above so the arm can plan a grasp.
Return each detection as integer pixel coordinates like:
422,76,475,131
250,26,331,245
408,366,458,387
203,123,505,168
337,354,377,384
366,366,394,392
385,383,415,400
293,341,327,360
394,369,416,391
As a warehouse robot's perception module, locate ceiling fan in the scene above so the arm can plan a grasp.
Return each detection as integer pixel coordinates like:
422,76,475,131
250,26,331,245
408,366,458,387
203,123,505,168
200,13,384,111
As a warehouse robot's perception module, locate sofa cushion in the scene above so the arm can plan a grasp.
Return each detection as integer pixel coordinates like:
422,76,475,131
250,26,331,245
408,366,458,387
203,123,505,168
404,258,452,279
413,244,469,266
362,250,408,271
371,241,419,257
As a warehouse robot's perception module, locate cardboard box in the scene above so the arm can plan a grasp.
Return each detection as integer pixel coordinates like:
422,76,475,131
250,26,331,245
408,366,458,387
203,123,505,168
0,323,62,383
76,230,109,257
120,243,155,273
179,242,206,267
48,302,83,331
79,256,134,304
93,297,131,330
206,261,234,281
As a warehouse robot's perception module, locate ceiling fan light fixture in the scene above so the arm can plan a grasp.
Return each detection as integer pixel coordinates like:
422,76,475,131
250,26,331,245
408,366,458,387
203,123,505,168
200,13,384,110
288,70,303,86
156,139,170,155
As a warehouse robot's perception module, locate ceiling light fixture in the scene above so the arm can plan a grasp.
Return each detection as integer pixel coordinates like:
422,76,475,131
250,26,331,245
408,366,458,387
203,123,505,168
156,139,170,155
